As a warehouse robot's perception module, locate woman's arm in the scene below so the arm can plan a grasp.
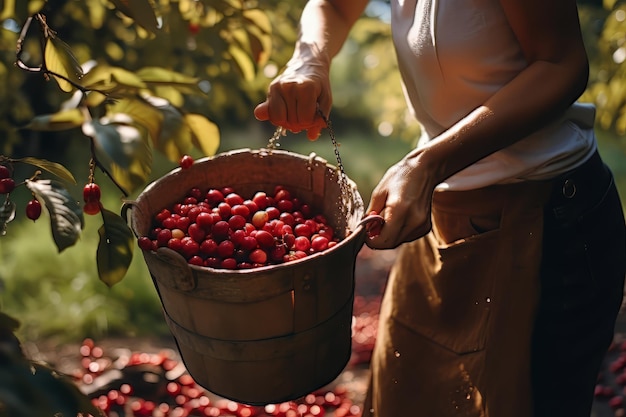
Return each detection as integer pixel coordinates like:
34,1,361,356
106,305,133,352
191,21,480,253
367,0,590,248
254,0,369,139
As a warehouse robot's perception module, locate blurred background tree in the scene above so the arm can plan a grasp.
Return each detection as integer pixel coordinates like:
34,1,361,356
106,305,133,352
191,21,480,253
0,0,624,351
1,2,626,415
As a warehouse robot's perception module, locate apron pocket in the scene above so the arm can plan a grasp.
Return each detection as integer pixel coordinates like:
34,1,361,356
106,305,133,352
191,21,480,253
388,230,502,355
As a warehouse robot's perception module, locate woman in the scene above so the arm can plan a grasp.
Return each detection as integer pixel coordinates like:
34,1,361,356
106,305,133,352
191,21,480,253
254,0,626,415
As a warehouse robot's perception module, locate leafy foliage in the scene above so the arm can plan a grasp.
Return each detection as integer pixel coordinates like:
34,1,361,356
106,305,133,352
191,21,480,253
0,0,284,285
576,1,626,134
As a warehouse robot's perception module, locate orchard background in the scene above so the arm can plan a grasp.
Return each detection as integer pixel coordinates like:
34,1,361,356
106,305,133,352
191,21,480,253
2,1,626,416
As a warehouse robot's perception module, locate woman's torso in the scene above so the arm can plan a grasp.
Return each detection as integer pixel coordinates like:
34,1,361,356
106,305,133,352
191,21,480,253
390,0,596,190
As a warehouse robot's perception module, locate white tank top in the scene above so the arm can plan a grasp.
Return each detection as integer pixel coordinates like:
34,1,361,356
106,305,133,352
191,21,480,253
391,0,597,190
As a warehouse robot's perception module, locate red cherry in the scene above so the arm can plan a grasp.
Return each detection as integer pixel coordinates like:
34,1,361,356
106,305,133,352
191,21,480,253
311,235,329,252
252,192,269,209
230,229,247,246
231,204,250,219
156,229,173,246
249,249,267,265
137,236,153,251
265,206,280,220
269,244,287,262
294,223,313,238
294,236,311,252
155,208,171,223
188,187,203,200
188,223,206,243
180,238,199,259
224,193,244,206
217,240,235,258
0,177,15,194
255,230,274,248
0,165,10,179
196,212,214,229
274,188,291,201
212,220,230,239
220,257,237,269
218,202,232,219
228,214,246,230
179,155,194,169
83,183,101,203
206,189,224,205
164,238,180,253
25,199,42,221
240,236,258,251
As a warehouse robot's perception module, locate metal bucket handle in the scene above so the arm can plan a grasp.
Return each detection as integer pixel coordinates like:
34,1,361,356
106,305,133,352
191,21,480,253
356,213,384,240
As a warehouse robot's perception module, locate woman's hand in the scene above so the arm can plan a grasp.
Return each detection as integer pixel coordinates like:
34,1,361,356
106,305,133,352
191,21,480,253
254,42,332,140
365,151,438,249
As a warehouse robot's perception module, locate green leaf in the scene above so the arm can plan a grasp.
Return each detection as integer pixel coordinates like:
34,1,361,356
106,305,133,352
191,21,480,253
110,67,149,90
44,37,83,93
97,208,134,287
227,43,256,82
0,197,16,236
242,9,272,65
143,96,193,161
110,0,160,33
135,67,205,96
15,157,77,184
81,64,147,93
108,97,164,145
82,115,153,194
185,113,220,156
24,179,84,252
136,66,200,86
21,108,85,131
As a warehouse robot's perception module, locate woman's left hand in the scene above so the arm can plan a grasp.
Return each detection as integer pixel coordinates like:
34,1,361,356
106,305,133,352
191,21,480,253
365,153,436,249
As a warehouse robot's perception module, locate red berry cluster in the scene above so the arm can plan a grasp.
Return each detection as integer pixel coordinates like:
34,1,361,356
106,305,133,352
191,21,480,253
0,165,15,194
138,185,340,270
1,164,42,221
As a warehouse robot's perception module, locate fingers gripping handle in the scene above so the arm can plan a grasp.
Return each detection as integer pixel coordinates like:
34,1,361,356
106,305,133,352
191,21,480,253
357,213,385,239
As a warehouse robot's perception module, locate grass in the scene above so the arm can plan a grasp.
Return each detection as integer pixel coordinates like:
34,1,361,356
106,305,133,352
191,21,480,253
0,214,169,342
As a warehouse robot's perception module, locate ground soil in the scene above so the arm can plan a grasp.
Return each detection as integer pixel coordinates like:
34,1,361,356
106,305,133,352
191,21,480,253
21,247,626,417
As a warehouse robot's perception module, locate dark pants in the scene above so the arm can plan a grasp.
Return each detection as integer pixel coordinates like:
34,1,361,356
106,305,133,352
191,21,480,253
531,151,626,416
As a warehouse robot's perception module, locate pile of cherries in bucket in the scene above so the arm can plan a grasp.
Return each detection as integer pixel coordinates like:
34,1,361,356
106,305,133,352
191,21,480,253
138,181,340,270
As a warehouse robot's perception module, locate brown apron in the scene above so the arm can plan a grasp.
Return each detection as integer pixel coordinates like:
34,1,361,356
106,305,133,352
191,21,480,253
363,180,553,417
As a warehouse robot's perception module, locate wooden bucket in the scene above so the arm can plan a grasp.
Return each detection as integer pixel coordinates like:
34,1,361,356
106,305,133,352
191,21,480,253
125,148,369,405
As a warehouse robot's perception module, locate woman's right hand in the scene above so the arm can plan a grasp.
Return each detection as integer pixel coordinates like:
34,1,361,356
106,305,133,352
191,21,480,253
254,42,332,140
